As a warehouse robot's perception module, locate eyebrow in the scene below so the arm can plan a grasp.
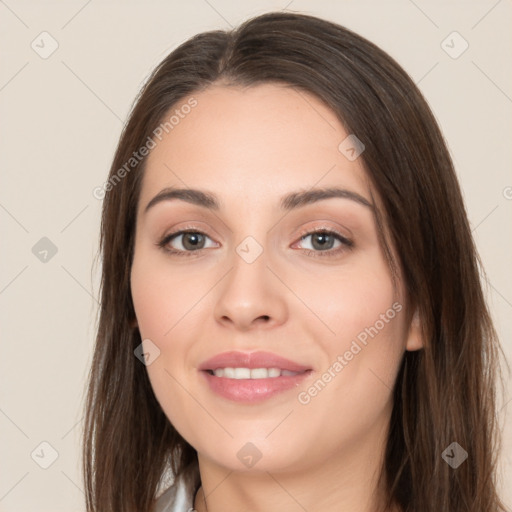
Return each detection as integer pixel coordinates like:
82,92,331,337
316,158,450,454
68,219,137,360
143,186,373,214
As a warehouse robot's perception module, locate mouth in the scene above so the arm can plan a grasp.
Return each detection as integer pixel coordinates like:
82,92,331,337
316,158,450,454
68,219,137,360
198,351,313,403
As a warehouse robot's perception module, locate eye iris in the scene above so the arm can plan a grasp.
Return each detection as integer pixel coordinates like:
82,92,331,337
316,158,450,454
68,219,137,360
182,233,205,250
311,232,334,251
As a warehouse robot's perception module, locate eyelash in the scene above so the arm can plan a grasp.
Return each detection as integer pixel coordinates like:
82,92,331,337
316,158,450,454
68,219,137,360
156,225,354,259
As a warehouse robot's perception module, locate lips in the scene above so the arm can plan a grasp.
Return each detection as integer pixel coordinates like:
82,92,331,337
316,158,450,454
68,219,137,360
198,350,312,373
198,351,313,403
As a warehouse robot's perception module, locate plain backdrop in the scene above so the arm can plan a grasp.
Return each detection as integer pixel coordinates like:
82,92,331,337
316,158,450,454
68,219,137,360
0,1,511,510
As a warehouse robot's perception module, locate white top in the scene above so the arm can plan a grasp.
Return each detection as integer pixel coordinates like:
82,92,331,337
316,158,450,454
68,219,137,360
153,470,198,512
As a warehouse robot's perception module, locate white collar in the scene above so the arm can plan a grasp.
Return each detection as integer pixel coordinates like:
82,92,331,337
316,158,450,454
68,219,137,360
154,470,198,512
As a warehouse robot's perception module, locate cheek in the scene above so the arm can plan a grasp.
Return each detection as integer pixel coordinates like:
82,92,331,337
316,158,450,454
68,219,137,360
130,251,206,428
299,249,405,403
302,248,400,343
291,289,404,465
130,250,200,340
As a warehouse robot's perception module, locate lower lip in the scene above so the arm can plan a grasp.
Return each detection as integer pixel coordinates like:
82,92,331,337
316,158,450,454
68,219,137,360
201,370,311,403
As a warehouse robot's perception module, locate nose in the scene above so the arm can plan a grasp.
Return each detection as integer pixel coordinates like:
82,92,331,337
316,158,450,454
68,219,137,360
213,243,288,332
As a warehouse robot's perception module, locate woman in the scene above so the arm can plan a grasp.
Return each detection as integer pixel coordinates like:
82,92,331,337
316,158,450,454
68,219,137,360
82,11,509,512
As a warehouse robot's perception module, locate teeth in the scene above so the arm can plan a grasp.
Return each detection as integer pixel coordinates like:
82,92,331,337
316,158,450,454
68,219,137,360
281,370,299,376
212,367,300,379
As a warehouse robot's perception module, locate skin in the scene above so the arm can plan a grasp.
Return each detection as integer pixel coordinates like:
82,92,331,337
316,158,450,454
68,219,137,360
130,83,423,512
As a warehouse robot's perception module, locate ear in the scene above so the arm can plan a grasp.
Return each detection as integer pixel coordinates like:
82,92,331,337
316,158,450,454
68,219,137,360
405,308,424,351
129,316,139,329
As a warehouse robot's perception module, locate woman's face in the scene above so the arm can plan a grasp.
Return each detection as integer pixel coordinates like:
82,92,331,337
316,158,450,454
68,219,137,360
130,83,422,474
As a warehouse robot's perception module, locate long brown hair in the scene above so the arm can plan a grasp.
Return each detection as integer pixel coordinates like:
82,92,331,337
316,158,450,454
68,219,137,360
82,11,509,512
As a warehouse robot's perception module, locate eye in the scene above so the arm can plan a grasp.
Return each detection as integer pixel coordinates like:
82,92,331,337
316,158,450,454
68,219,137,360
156,227,353,258
157,229,217,257
293,228,353,258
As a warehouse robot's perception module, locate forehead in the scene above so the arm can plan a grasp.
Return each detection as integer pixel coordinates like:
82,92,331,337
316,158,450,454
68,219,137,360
139,83,371,210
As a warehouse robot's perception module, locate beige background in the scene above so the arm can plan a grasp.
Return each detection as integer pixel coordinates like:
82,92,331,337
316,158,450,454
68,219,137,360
0,1,511,510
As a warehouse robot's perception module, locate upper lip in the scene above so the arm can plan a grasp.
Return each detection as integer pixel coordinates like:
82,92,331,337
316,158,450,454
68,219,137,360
199,351,312,372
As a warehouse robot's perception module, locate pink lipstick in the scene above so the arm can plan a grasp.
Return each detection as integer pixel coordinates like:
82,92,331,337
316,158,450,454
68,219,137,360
198,351,313,403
